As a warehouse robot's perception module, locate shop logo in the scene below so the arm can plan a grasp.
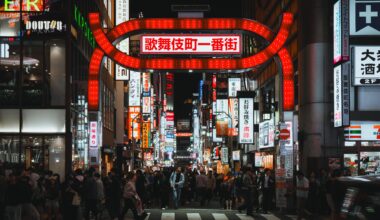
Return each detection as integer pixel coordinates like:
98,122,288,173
25,20,64,32
356,1,380,32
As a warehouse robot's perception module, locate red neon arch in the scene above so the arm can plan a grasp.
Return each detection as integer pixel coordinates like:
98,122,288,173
88,14,295,111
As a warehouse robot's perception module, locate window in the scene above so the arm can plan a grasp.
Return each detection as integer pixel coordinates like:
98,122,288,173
0,109,20,132
0,38,20,105
0,136,20,163
22,109,65,133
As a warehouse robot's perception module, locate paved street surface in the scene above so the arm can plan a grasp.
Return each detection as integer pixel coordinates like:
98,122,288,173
123,209,298,220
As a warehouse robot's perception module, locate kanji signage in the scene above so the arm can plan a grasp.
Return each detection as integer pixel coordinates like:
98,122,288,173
334,0,349,64
334,65,343,127
115,0,129,80
128,71,141,106
141,34,241,54
238,98,254,144
127,107,141,140
353,46,380,85
89,121,98,147
228,98,239,136
350,0,380,36
1,0,44,11
228,78,241,97
259,119,275,148
142,122,150,148
221,147,229,164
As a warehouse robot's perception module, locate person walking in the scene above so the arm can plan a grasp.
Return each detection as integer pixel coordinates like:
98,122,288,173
135,170,147,209
238,168,255,216
159,170,170,210
105,169,122,220
296,171,309,220
83,169,98,220
307,171,320,216
259,169,275,214
206,171,216,205
120,172,147,220
170,167,185,209
195,170,208,206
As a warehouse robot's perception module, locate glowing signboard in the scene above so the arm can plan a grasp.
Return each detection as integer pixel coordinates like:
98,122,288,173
141,34,241,54
2,0,43,11
89,121,98,147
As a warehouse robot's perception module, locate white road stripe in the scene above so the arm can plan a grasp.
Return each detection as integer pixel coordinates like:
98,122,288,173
236,213,255,220
161,212,175,220
144,213,151,220
187,213,201,220
212,213,228,220
261,213,280,220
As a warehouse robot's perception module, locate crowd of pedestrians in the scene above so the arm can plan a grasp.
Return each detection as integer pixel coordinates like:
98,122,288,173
0,162,351,220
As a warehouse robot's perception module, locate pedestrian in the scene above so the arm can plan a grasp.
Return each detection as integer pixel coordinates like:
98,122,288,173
61,175,80,220
195,170,208,206
221,172,234,210
4,173,22,220
170,167,185,209
206,171,216,205
159,170,170,210
105,168,122,220
94,173,105,218
296,171,309,220
135,170,147,208
0,166,6,220
307,171,320,216
45,175,60,220
83,169,98,220
259,169,275,214
238,168,255,216
326,169,342,220
120,172,147,220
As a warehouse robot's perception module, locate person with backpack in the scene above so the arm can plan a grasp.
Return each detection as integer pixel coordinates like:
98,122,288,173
170,167,185,209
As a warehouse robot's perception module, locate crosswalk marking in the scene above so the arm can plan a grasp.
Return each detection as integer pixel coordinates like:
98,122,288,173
161,212,175,220
236,213,255,220
187,213,201,220
144,213,151,220
286,215,297,220
261,213,280,220
212,213,228,220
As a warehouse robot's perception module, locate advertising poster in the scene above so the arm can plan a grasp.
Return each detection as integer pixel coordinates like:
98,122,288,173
238,98,254,144
259,119,275,148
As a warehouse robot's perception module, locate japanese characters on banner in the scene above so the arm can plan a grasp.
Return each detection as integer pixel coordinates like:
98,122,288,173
353,46,380,85
350,0,380,36
275,168,287,208
221,147,229,164
115,0,129,80
142,122,150,148
166,73,174,111
89,121,98,147
344,122,380,141
140,34,241,54
238,98,254,144
259,119,275,148
142,72,151,114
228,78,241,97
128,71,141,106
127,107,141,140
334,0,349,64
341,63,350,126
228,98,239,136
334,65,343,127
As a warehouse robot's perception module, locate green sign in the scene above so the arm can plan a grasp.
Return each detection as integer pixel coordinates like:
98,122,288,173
73,4,96,48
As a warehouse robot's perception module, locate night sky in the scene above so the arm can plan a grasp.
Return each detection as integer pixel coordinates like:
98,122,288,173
130,0,243,120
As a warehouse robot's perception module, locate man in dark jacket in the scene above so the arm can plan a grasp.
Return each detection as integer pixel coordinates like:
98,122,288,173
83,169,98,220
238,168,255,216
259,169,275,213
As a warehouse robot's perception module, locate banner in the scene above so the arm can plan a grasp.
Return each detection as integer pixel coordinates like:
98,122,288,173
259,119,275,148
128,71,141,106
89,121,98,147
239,98,254,144
115,0,129,80
142,122,150,148
127,107,140,140
228,98,239,136
228,78,241,97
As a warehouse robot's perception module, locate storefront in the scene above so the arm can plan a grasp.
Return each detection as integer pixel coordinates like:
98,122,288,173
343,122,380,176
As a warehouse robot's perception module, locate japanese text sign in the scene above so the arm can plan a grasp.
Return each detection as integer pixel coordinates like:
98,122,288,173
89,121,98,147
141,34,241,54
239,98,254,144
353,46,380,85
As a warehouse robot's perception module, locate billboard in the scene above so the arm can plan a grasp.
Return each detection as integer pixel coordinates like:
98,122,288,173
350,0,380,36
228,98,239,136
140,34,241,54
127,107,141,140
115,0,129,80
166,73,174,111
128,71,141,106
142,97,151,114
334,0,349,64
228,78,241,97
89,121,98,147
334,65,343,127
259,119,275,148
238,98,254,144
142,122,150,148
216,99,229,136
352,46,380,85
344,122,380,141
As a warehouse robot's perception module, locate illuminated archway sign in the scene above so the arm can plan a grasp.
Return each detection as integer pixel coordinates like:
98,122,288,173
88,13,294,112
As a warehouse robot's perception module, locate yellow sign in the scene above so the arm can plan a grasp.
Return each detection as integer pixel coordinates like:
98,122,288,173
142,122,150,148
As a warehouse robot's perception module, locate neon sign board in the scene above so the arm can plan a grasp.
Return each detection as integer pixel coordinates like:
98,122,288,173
141,34,241,54
2,0,43,11
73,4,96,48
87,13,295,112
